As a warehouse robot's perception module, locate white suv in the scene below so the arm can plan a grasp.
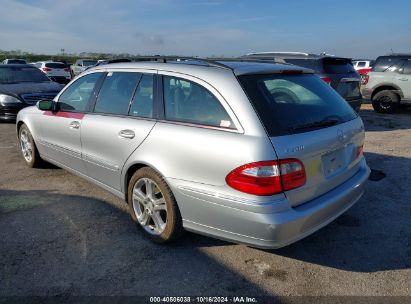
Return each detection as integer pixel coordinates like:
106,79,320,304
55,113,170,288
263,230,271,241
361,56,411,113
34,61,71,84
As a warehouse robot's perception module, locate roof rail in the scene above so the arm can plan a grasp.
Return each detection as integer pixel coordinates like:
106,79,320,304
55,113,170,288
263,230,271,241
132,56,233,70
213,57,289,64
246,51,310,56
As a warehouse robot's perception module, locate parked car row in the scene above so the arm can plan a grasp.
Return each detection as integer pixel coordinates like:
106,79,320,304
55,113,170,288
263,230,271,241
1,52,410,124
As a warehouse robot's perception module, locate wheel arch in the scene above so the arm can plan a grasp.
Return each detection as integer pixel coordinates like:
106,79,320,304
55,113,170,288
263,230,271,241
371,84,403,100
123,161,171,202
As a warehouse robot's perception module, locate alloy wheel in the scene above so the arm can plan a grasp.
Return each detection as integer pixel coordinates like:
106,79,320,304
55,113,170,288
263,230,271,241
132,178,168,235
20,129,33,163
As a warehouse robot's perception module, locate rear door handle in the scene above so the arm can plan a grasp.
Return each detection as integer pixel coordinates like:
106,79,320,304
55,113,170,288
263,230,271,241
398,78,408,81
118,129,135,139
69,121,80,129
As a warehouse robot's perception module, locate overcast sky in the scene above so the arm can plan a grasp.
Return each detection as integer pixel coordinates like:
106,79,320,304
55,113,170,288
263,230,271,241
1,0,410,59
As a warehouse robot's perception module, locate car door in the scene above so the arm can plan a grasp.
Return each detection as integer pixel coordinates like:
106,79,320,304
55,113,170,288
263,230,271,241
80,71,157,191
37,72,104,173
394,60,411,99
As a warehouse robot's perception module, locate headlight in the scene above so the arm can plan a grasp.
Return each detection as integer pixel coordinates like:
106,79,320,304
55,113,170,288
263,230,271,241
0,94,22,105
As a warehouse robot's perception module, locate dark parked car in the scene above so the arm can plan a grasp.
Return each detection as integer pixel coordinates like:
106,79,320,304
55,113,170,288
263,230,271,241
0,64,63,120
243,52,363,112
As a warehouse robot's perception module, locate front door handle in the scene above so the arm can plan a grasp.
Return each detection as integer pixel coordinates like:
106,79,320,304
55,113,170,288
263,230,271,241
69,121,80,129
398,78,408,81
118,129,135,139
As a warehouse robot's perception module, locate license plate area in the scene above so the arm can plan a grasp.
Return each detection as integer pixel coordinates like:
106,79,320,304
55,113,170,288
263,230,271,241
336,82,360,99
321,148,345,177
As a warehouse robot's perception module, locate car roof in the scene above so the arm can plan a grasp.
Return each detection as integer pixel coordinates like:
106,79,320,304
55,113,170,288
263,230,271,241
88,59,314,76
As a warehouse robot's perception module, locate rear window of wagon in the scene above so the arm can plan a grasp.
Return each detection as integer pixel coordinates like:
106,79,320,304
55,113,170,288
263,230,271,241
238,74,357,136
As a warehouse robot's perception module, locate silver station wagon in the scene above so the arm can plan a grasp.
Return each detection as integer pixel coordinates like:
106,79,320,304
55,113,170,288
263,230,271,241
16,58,370,248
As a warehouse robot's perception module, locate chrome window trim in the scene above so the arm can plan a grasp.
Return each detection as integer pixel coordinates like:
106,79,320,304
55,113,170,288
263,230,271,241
157,70,244,133
156,119,241,134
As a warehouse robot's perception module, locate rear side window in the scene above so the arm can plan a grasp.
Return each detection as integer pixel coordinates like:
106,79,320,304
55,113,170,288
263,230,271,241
238,74,357,136
373,57,407,72
59,73,102,112
94,72,140,115
323,58,356,74
163,76,234,129
45,63,66,69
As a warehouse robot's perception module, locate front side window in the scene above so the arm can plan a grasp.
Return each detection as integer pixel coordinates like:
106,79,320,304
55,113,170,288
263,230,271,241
94,72,140,115
58,73,102,112
129,74,154,118
163,76,234,129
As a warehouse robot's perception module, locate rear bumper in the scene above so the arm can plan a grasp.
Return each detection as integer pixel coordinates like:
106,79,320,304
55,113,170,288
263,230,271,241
346,98,363,112
360,88,372,100
181,159,370,249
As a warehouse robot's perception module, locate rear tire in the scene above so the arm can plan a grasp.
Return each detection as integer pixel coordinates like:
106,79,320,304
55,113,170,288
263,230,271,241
372,90,399,114
18,124,42,168
127,167,183,243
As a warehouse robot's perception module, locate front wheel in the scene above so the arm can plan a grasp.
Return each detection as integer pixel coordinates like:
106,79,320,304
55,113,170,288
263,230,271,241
127,167,183,243
19,124,42,168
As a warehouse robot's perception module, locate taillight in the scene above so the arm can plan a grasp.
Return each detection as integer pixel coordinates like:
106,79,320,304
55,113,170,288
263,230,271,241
226,159,306,196
64,68,69,72
42,67,51,72
320,77,332,85
362,75,369,85
356,144,364,158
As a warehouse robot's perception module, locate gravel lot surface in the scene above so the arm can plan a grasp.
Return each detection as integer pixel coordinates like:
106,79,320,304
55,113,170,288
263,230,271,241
0,104,410,298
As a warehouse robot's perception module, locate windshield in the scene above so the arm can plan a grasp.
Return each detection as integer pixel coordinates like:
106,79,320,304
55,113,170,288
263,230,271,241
45,62,66,69
83,60,97,67
238,74,357,136
0,67,51,84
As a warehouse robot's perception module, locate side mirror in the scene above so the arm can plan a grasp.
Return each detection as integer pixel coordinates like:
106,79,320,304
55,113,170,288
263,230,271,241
36,100,53,111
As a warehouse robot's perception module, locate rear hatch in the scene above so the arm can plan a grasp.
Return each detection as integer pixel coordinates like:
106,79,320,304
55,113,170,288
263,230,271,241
238,73,364,207
321,57,361,101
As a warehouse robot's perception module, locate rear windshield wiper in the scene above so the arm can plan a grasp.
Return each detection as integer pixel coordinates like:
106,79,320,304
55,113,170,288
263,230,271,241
290,118,340,132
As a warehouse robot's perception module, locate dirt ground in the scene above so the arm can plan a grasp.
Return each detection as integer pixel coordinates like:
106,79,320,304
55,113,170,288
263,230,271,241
0,103,410,299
